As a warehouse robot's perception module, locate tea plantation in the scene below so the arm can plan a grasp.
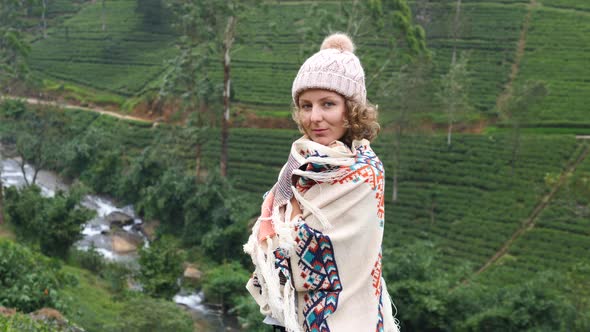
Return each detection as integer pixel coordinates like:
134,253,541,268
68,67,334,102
216,129,589,280
24,0,590,125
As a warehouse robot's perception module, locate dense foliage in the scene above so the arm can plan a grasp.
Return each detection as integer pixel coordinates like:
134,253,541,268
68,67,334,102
0,240,72,313
1,93,589,330
383,241,581,332
105,295,193,332
137,236,185,299
4,185,94,258
0,313,60,332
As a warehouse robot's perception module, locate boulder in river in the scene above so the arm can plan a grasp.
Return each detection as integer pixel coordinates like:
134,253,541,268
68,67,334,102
142,219,160,241
183,264,203,281
106,211,134,228
112,232,143,254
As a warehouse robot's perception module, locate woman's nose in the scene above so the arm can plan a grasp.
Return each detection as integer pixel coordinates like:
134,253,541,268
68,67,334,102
310,104,322,122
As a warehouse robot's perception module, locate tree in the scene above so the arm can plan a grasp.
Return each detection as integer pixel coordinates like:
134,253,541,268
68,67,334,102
500,80,548,176
2,107,64,186
450,0,462,65
101,0,107,31
202,261,250,310
40,0,48,38
0,154,3,225
3,184,94,258
0,239,70,312
437,52,472,146
163,0,262,178
388,59,434,202
108,295,193,332
0,0,31,90
292,0,430,203
136,0,167,27
138,236,185,299
368,1,431,203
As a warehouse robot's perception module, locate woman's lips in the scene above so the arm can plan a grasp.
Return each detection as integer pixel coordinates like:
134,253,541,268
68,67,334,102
312,129,327,134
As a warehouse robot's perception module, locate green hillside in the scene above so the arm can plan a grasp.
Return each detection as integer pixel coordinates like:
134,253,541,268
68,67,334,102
29,0,177,97
513,1,590,124
217,130,589,277
24,0,590,126
486,142,590,284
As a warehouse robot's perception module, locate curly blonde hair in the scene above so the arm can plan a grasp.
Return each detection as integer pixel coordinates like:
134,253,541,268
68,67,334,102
292,97,380,146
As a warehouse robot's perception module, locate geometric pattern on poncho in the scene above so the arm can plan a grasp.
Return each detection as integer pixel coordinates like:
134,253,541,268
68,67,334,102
376,283,385,332
295,221,342,332
371,252,383,296
372,252,385,331
274,247,291,285
336,144,385,227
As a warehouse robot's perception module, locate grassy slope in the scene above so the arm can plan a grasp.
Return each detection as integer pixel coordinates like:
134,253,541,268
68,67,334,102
482,141,590,284
25,0,589,125
29,0,177,97
60,265,125,332
201,127,585,281
514,1,590,124
0,232,123,331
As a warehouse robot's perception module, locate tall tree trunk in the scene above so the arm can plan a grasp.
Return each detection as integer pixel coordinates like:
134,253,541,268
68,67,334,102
448,0,462,146
451,0,462,65
195,100,208,180
0,172,4,225
19,161,30,186
101,0,107,31
220,16,236,177
447,103,454,146
392,171,398,203
41,0,47,38
392,126,402,203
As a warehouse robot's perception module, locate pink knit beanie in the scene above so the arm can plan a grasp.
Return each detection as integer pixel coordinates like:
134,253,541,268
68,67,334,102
292,33,366,106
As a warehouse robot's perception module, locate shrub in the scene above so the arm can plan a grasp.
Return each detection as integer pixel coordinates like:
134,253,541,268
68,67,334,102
0,99,27,119
202,261,250,310
105,295,193,332
0,313,59,332
0,240,71,313
137,236,185,299
67,245,105,274
4,185,95,258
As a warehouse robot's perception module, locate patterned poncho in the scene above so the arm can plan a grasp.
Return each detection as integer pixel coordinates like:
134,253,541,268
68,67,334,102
244,137,399,332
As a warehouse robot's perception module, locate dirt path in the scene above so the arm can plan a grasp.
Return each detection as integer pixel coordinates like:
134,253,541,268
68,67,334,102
495,0,537,110
473,142,590,276
1,95,153,124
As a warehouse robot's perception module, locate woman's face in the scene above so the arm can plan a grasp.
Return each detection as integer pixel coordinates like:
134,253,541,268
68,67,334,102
298,89,347,146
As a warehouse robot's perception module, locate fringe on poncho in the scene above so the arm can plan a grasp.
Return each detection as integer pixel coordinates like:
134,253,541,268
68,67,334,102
244,137,400,332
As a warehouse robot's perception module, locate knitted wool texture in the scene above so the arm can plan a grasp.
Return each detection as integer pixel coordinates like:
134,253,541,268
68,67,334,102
292,33,366,105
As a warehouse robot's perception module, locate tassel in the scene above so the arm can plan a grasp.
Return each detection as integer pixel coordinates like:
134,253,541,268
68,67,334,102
260,236,284,319
282,279,301,332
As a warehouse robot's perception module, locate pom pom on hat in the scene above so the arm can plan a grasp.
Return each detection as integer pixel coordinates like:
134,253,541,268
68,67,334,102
320,33,355,53
292,32,366,105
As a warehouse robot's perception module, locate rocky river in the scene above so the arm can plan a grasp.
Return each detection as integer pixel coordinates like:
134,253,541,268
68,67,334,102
0,153,238,331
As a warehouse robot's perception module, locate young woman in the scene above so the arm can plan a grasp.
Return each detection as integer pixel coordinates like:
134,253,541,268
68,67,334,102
244,33,399,332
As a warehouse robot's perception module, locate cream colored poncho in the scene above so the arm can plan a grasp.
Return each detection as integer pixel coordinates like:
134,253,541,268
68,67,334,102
244,137,399,332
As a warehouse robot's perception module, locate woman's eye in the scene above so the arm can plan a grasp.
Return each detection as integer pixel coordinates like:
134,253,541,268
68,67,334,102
324,101,335,107
300,104,312,111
